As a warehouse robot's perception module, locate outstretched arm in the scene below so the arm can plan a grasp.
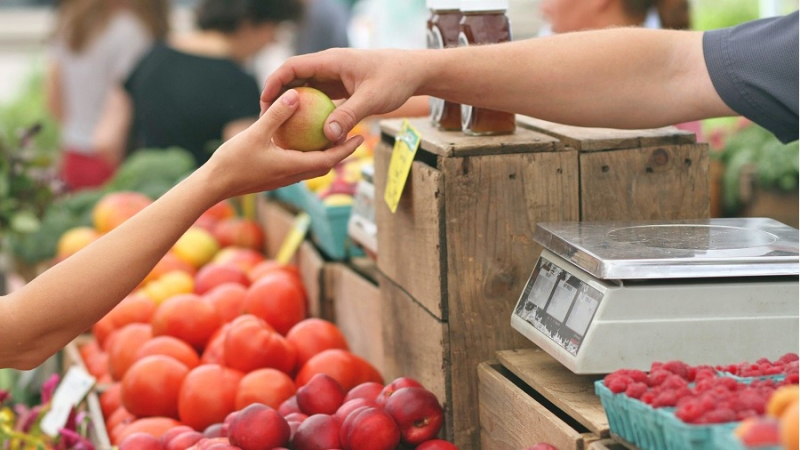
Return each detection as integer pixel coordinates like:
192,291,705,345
0,89,362,370
261,28,735,141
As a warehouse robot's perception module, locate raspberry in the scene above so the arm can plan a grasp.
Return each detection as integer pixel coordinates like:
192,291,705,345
619,370,649,384
784,372,799,385
756,358,772,365
694,368,717,383
651,391,679,408
607,375,633,394
780,353,799,364
676,400,705,423
640,391,656,405
661,375,689,390
625,382,649,400
650,361,664,372
648,370,673,387
662,361,690,380
698,408,736,424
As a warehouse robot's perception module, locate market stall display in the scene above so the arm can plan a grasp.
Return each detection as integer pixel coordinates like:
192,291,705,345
374,117,709,449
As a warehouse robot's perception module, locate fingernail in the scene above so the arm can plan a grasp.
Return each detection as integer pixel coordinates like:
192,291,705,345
281,89,298,106
328,121,343,139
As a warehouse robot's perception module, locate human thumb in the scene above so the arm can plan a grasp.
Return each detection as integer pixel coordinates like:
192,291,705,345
324,93,373,142
257,89,300,136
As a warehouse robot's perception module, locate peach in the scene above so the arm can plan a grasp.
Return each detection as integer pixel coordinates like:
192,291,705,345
781,401,799,450
385,387,444,445
160,425,195,446
213,247,265,272
344,382,384,403
376,377,423,408
194,263,249,295
166,431,204,450
228,403,290,450
278,396,300,416
417,440,459,450
736,417,781,447
292,414,341,450
272,87,336,152
334,398,378,425
119,432,164,450
93,191,152,233
768,385,799,417
56,227,100,260
212,218,264,251
203,423,225,438
296,373,346,416
340,407,400,450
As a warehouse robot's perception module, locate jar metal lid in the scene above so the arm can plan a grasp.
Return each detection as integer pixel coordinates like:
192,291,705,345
459,0,509,11
427,0,461,9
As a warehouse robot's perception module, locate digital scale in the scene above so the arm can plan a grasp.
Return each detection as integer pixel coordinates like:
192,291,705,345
511,218,800,374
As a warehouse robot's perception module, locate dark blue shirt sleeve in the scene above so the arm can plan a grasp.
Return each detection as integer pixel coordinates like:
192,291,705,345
703,12,799,143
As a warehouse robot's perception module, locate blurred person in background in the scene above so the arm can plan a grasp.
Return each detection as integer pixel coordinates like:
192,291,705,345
94,0,302,167
538,0,701,138
46,0,169,190
294,0,350,55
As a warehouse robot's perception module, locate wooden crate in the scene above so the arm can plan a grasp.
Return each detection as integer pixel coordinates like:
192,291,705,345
479,348,610,450
328,261,384,374
374,118,708,449
63,338,112,449
257,196,335,320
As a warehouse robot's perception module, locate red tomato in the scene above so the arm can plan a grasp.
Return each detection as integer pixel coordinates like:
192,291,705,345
135,336,200,370
235,368,297,410
108,323,153,381
178,364,244,431
243,272,307,335
122,355,189,418
295,349,383,392
286,318,349,370
151,294,220,351
203,283,247,323
224,315,296,374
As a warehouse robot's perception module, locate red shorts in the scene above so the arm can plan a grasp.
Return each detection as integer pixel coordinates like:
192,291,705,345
60,150,115,191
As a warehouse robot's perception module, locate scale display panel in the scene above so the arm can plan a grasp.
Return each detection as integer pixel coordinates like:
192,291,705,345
511,218,800,374
514,257,604,356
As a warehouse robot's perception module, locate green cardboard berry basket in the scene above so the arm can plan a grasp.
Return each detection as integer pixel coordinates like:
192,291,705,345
711,423,783,450
596,381,670,450
271,183,364,260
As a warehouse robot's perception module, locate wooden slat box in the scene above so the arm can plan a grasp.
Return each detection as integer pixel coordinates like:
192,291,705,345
327,261,385,374
479,348,610,450
374,118,708,449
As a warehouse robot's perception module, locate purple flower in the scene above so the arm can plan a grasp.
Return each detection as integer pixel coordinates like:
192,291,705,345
42,373,60,404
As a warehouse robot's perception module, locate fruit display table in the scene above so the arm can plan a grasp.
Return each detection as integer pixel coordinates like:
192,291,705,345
373,118,709,449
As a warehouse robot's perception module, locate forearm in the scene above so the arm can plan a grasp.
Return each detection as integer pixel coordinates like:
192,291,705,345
0,166,223,369
417,28,732,129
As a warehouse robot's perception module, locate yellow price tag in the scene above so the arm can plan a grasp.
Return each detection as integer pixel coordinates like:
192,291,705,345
384,119,422,213
275,212,311,265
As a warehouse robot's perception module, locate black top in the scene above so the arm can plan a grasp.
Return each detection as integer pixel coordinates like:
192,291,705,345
124,43,261,165
703,12,799,143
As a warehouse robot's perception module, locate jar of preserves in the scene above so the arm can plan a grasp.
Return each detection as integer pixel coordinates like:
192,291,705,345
458,0,516,135
427,0,463,130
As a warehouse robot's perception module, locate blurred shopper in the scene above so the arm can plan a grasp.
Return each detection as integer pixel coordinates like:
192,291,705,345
539,0,690,36
94,0,302,167
294,0,350,55
539,0,700,137
46,0,169,190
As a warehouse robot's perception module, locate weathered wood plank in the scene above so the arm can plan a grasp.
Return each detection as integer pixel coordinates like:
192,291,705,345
331,263,385,374
443,150,581,449
378,271,451,440
497,348,609,437
297,240,327,319
588,439,632,450
479,362,588,450
580,144,710,220
517,116,696,152
374,141,446,320
379,118,562,157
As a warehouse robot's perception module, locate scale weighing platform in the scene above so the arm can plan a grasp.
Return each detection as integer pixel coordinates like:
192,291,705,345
510,218,799,374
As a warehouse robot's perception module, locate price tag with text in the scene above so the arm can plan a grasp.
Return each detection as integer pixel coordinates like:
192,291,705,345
384,120,421,213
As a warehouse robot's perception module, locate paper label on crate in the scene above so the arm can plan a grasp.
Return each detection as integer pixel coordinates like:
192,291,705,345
513,258,604,357
384,119,421,213
276,212,311,265
41,366,96,437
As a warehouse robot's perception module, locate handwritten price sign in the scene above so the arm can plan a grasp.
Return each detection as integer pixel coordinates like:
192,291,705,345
384,120,422,213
